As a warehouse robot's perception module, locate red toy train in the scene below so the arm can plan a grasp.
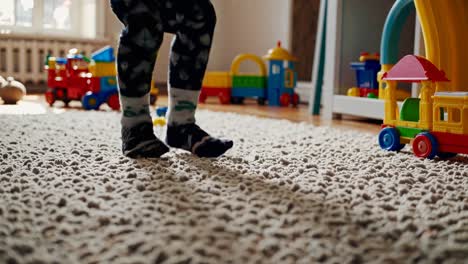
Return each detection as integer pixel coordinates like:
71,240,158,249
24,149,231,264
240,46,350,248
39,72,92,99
44,47,120,111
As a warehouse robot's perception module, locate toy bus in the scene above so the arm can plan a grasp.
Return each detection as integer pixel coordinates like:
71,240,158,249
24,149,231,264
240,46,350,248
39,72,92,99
378,55,468,159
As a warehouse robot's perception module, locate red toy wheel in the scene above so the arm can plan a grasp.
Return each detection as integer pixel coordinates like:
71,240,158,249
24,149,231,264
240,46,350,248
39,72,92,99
45,89,56,106
219,92,231,104
292,93,300,106
280,93,291,107
55,88,65,99
412,132,438,159
199,92,207,103
107,93,120,111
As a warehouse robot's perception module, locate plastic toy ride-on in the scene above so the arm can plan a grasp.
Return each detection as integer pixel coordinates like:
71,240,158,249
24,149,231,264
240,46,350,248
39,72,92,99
230,53,268,105
199,41,299,107
347,52,381,99
45,50,91,107
199,72,232,104
264,41,300,107
45,46,120,111
81,76,120,110
84,46,120,110
378,55,468,159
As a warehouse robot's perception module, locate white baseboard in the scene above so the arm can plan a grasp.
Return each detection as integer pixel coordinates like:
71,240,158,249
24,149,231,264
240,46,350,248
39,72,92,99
296,81,312,103
333,95,403,120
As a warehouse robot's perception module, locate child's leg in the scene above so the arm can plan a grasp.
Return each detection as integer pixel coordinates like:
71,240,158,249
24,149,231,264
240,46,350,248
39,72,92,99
111,0,169,158
163,0,233,157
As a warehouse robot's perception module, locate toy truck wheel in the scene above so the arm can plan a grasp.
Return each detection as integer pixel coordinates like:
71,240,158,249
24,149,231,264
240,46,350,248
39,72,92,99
45,89,56,106
280,93,291,107
378,127,405,151
82,92,101,110
107,93,120,111
437,152,457,159
412,132,438,159
219,92,231,104
56,88,70,106
292,93,300,106
231,97,244,104
257,97,266,105
55,88,65,99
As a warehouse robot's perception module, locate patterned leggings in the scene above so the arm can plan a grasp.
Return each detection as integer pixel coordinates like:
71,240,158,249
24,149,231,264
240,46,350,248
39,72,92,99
110,0,216,97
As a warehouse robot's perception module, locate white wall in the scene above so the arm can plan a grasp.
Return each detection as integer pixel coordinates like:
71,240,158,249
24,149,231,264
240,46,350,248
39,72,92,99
80,0,97,38
213,0,291,73
105,0,292,83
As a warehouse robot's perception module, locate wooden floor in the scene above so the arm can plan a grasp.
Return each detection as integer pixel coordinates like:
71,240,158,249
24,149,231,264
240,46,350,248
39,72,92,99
0,95,381,134
196,97,381,134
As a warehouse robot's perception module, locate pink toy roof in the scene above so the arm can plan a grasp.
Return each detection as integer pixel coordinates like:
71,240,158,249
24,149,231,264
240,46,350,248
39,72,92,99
382,55,449,83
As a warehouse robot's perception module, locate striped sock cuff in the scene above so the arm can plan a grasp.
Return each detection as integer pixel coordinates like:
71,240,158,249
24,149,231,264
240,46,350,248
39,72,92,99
120,94,152,127
167,87,200,125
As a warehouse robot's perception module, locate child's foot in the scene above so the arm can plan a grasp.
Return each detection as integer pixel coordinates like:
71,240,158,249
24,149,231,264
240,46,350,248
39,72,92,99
122,122,169,158
166,124,233,158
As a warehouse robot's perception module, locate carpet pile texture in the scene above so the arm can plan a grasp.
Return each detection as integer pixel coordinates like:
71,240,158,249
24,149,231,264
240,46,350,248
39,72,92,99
1,110,468,264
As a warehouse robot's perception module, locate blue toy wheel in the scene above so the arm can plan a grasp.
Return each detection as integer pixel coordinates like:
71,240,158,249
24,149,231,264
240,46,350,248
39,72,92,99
378,127,405,151
412,132,438,159
82,92,101,110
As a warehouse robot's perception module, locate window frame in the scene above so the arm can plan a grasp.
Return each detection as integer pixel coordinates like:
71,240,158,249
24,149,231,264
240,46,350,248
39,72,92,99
284,69,294,88
437,106,462,124
0,0,104,39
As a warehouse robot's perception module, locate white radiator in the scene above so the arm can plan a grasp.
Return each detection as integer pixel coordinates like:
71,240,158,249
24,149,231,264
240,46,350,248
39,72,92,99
0,34,110,84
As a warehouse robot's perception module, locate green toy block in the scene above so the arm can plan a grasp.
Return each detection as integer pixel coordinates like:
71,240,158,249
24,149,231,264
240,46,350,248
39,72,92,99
232,75,267,89
396,126,425,139
400,98,420,122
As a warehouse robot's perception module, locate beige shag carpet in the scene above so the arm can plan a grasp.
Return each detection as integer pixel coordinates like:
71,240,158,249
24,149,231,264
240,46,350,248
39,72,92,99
1,110,468,264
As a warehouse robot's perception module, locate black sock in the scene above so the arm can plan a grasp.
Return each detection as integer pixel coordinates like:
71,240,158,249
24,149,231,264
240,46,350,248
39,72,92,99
121,122,169,158
166,124,233,158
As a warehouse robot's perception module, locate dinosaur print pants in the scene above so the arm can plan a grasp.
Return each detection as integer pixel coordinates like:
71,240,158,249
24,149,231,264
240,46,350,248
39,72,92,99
110,0,216,97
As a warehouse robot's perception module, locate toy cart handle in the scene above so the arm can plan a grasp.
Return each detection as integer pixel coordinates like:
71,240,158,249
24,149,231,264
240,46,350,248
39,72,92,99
230,54,267,76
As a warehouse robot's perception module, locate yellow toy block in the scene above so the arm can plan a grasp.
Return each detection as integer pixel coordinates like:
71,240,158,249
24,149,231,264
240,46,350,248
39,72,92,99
432,92,468,135
47,57,56,70
202,72,231,88
347,87,360,97
153,117,166,127
89,61,116,77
